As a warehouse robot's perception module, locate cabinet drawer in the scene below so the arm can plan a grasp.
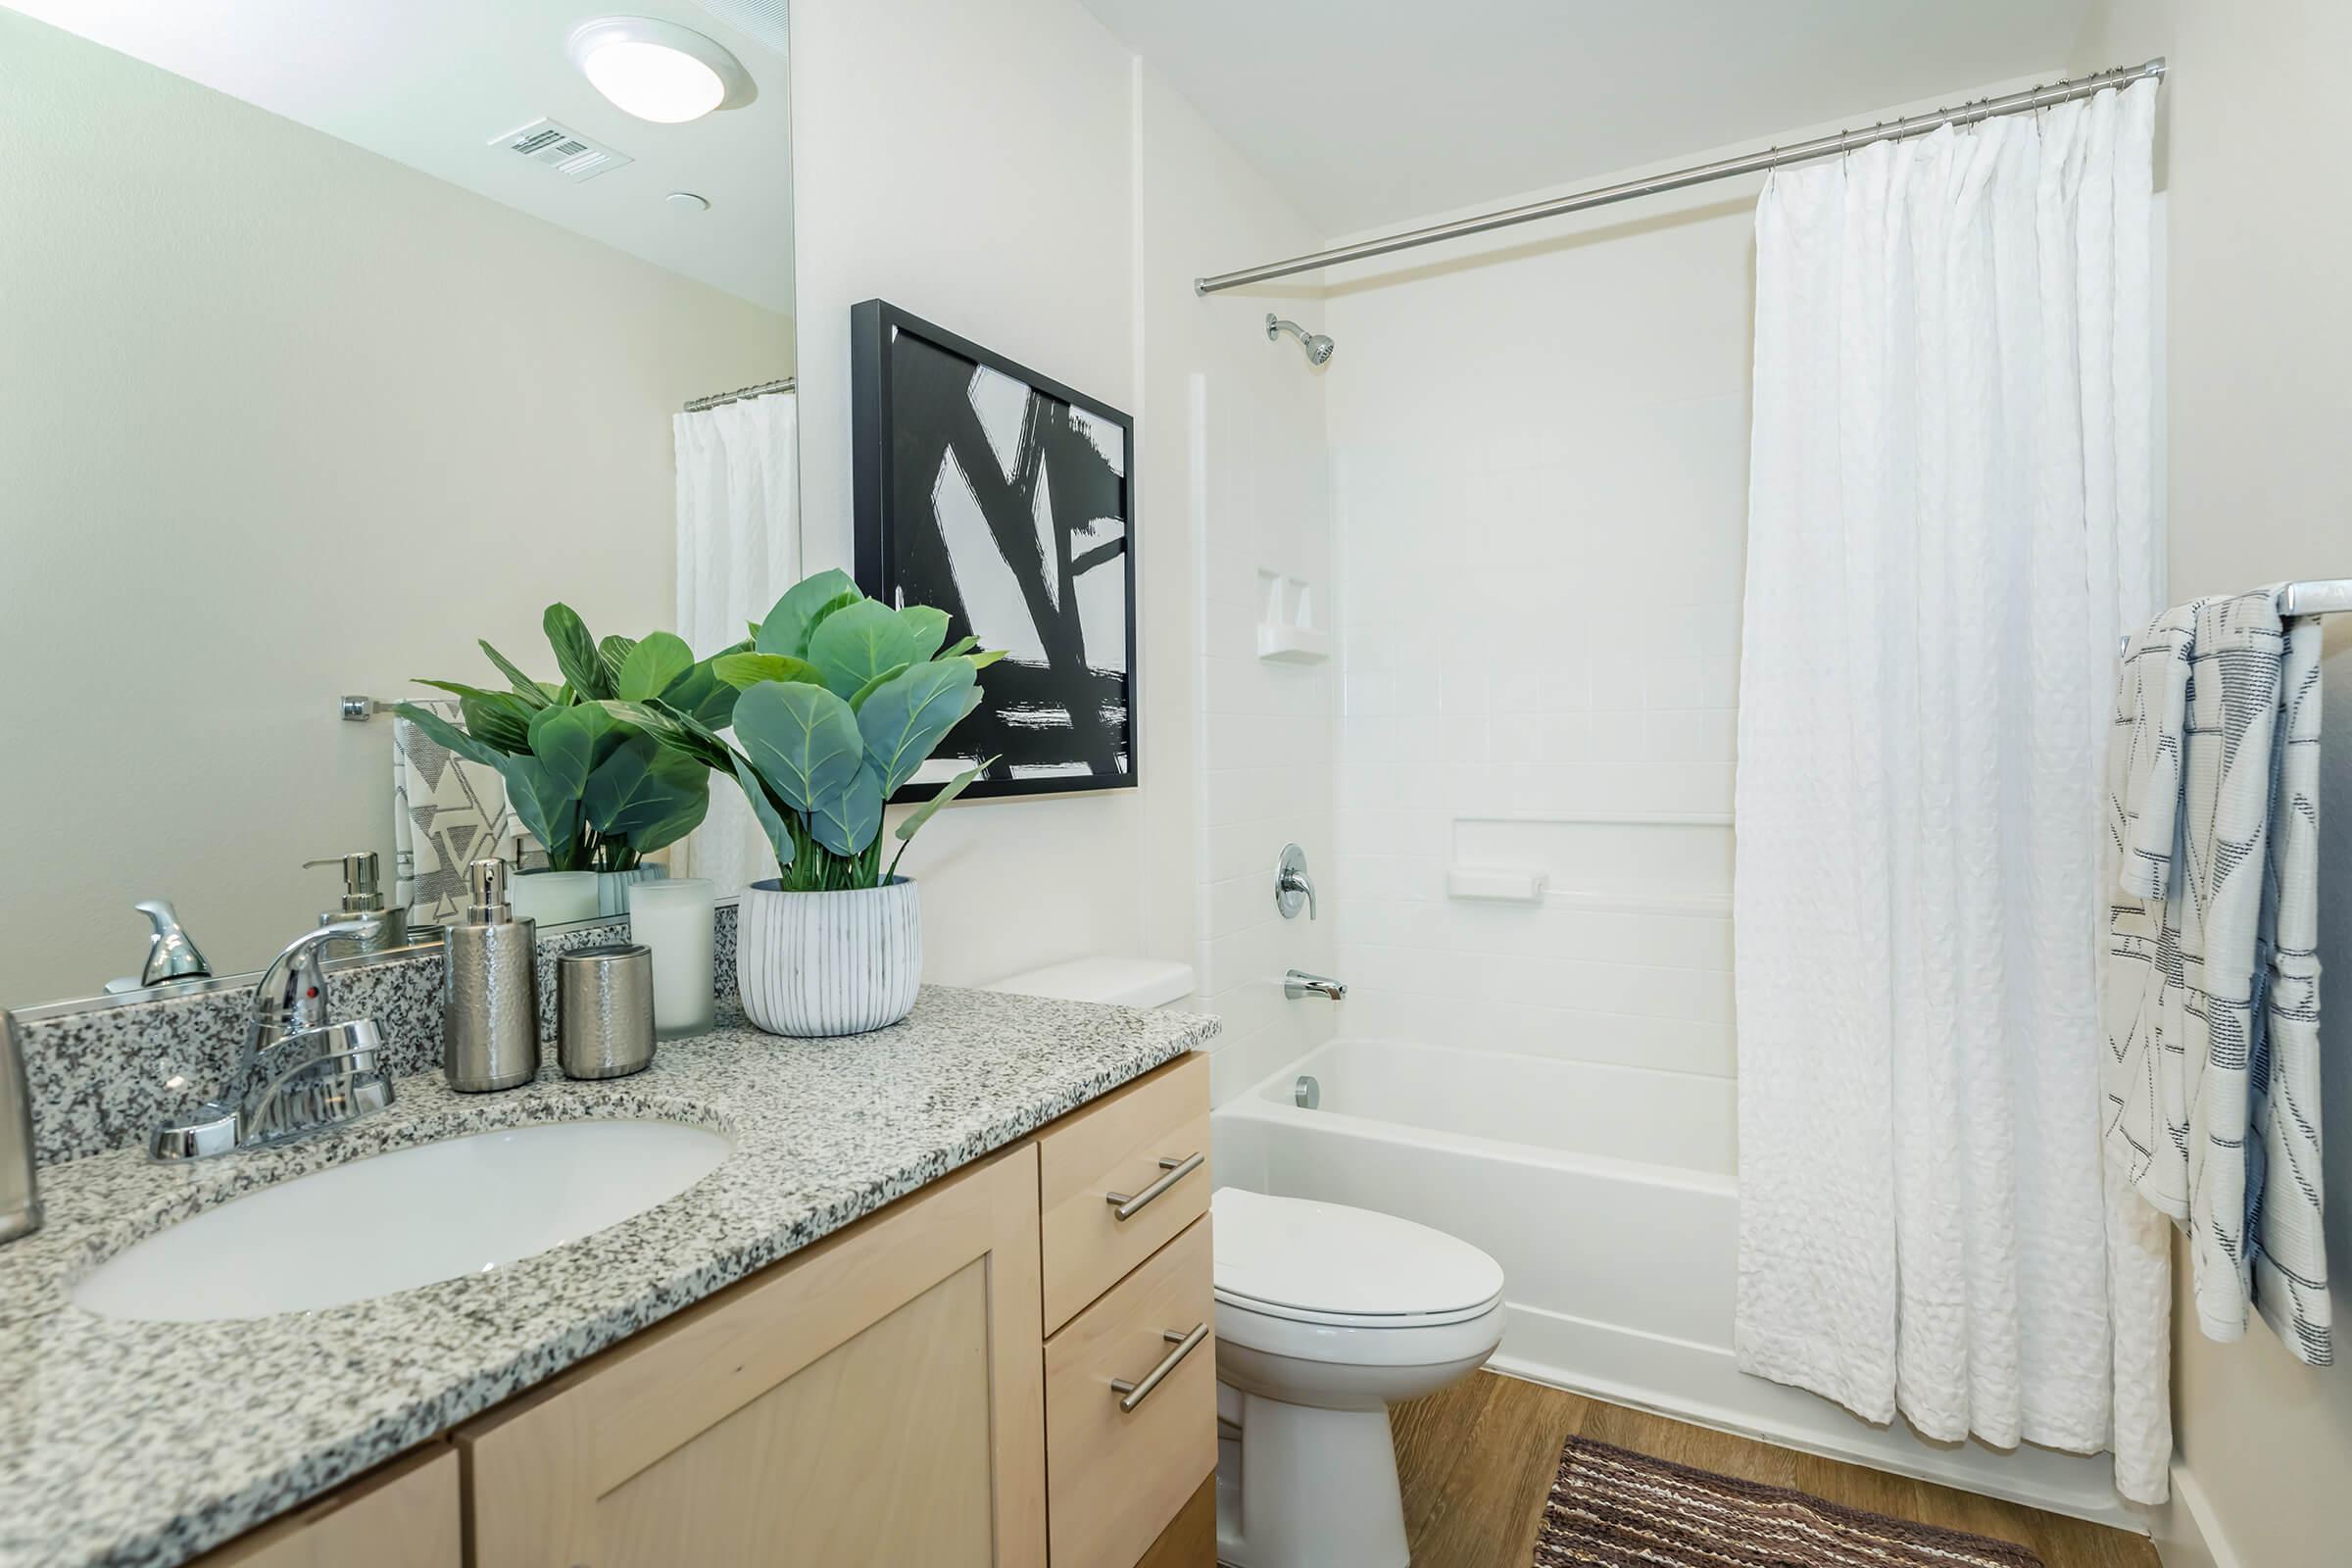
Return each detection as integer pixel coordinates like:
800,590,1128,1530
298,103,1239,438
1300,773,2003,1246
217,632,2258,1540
1046,1216,1216,1568
1040,1053,1209,1331
194,1446,458,1568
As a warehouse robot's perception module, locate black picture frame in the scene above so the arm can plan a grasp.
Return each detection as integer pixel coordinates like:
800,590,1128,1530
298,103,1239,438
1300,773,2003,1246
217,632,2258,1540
852,299,1139,803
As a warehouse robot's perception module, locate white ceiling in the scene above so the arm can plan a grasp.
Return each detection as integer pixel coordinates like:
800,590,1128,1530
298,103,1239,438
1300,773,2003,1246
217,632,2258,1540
13,0,795,313
1081,0,2100,237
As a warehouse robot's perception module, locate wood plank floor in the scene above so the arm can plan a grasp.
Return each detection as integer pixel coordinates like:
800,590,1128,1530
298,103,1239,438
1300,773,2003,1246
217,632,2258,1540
1389,1372,2160,1568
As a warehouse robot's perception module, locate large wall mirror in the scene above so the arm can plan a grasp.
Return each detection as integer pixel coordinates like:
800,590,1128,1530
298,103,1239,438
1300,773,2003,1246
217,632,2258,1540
0,1,799,1008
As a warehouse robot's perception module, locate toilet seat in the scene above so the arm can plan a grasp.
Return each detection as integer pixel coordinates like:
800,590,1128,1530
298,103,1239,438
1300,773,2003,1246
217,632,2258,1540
1211,1189,1505,1330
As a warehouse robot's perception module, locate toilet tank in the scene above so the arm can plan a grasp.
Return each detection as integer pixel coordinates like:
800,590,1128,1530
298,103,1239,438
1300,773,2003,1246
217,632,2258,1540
983,956,1197,1009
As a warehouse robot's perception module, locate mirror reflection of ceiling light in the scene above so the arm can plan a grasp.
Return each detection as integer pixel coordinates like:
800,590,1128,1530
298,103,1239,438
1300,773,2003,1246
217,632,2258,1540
566,17,757,123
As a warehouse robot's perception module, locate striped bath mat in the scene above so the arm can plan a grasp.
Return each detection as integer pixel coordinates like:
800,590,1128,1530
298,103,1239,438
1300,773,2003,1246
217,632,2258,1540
1536,1439,2043,1568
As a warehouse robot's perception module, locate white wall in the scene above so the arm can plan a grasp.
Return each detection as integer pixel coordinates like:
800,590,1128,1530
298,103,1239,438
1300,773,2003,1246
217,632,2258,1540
1138,78,1340,1102
0,10,791,997
2073,3,2352,1565
789,0,1335,1060
1319,161,1757,1079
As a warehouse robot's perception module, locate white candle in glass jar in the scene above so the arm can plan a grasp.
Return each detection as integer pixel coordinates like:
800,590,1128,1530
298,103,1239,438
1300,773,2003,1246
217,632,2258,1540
627,877,715,1040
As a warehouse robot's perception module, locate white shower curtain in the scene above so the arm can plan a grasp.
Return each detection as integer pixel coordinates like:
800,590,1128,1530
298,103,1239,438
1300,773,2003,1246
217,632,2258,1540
671,391,799,896
1734,80,2171,1502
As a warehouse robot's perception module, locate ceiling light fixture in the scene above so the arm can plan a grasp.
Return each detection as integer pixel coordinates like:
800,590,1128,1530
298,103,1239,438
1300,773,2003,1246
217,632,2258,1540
566,17,756,124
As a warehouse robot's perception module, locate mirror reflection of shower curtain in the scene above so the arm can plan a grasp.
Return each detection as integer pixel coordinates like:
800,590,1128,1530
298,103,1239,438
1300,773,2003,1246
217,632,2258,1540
671,390,799,896
1733,79,2171,1504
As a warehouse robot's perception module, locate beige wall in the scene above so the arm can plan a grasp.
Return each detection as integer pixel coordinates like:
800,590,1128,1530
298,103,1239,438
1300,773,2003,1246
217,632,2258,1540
789,0,1331,1003
2075,3,2352,1563
0,12,792,997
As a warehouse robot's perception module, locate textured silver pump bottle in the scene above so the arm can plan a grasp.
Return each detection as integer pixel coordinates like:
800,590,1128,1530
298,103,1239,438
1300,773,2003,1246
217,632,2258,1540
443,859,540,1092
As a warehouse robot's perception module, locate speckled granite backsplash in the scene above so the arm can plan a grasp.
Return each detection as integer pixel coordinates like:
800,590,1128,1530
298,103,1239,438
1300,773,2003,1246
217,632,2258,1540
9,904,741,1166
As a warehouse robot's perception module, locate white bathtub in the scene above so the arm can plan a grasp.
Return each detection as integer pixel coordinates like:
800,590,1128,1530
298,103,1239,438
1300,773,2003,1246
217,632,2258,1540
1212,1037,2141,1529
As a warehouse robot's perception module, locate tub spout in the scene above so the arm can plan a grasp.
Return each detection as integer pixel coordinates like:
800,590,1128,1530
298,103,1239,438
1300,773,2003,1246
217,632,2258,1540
1284,969,1347,1002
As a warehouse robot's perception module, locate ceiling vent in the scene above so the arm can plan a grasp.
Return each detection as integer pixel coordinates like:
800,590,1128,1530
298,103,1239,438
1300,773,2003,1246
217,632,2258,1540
491,119,633,182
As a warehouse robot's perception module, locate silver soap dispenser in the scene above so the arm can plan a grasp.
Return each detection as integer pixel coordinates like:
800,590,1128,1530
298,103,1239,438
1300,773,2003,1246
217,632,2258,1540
442,859,540,1092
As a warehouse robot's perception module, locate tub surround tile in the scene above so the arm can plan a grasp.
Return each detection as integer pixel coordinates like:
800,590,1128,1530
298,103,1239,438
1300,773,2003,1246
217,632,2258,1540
0,985,1218,1568
11,907,741,1167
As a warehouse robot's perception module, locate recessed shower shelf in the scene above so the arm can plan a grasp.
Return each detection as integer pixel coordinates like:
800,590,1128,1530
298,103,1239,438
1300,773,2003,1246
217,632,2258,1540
1256,622,1331,662
1256,569,1328,662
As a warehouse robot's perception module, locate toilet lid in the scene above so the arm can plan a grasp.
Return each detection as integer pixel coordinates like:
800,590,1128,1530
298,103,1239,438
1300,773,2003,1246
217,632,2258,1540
1211,1189,1504,1327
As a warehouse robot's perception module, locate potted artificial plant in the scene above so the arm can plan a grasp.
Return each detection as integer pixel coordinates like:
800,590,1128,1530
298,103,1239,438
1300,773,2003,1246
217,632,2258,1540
613,569,998,1037
395,606,741,913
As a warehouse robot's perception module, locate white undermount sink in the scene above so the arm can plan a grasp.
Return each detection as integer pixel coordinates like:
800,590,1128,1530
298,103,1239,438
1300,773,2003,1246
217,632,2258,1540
72,1120,733,1322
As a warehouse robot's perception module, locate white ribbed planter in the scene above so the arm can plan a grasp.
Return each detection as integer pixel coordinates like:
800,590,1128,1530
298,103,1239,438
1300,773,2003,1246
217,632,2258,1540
737,876,922,1037
595,864,666,917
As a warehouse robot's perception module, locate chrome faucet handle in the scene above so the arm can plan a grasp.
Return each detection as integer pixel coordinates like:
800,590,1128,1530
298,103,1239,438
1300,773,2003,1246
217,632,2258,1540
1284,969,1347,1002
238,919,383,1078
253,919,380,1026
1275,843,1318,921
134,899,211,987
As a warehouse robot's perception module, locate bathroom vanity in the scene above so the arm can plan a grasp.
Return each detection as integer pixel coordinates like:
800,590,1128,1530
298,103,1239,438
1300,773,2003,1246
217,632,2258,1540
0,990,1218,1568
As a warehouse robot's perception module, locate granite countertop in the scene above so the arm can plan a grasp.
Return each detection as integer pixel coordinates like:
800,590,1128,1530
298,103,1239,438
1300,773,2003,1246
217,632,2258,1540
0,986,1218,1568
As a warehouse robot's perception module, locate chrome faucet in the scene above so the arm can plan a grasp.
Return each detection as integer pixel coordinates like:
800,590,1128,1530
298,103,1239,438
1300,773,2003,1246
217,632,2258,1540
1284,969,1348,1002
134,899,211,987
2,1014,38,1245
150,919,394,1161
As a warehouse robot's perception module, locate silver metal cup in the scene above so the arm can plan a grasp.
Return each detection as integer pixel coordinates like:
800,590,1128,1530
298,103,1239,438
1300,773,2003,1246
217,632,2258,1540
557,943,657,1080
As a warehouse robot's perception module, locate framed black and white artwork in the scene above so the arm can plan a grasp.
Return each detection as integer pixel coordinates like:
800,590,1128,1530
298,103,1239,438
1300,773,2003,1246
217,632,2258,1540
851,300,1137,802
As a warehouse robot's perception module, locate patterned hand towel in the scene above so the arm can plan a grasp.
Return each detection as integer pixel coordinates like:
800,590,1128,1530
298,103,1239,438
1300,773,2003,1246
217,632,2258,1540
2100,591,2330,1364
392,700,522,930
2252,618,2330,1362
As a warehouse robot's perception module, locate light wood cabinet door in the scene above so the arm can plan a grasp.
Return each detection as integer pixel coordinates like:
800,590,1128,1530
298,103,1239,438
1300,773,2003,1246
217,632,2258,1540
458,1144,1047,1568
1045,1216,1216,1568
194,1446,457,1568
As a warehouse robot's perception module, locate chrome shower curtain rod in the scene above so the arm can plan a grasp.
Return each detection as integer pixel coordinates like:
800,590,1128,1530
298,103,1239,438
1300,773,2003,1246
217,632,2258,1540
683,376,795,413
1194,58,2167,295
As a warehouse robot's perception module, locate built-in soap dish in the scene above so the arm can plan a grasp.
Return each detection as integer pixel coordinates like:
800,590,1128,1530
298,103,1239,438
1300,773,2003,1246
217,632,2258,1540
1255,570,1330,663
1446,864,1548,903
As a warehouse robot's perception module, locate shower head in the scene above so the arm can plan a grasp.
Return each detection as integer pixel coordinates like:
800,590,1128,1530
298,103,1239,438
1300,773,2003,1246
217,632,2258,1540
1266,314,1334,368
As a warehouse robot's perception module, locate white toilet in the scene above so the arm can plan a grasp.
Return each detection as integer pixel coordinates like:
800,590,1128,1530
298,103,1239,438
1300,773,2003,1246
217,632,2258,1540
988,956,1509,1568
1210,1188,1505,1568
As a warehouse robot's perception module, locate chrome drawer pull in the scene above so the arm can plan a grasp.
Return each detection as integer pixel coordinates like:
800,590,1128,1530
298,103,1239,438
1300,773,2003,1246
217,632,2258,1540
1110,1322,1208,1413
1104,1151,1203,1222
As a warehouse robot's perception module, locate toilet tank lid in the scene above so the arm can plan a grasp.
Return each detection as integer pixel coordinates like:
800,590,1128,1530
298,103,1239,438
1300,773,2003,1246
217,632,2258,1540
983,956,1196,1007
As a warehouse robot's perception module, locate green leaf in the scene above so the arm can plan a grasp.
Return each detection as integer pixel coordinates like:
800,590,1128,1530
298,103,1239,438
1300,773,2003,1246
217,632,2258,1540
616,631,695,701
808,600,933,699
543,603,611,700
897,605,953,662
527,703,627,795
808,760,885,857
847,662,910,711
887,759,994,878
597,634,639,692
655,660,743,730
411,682,535,755
855,659,982,797
756,569,862,660
713,652,825,691
585,733,710,851
967,648,1007,670
729,753,796,871
476,641,553,709
939,634,980,660
495,755,581,866
732,680,865,813
392,702,506,770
